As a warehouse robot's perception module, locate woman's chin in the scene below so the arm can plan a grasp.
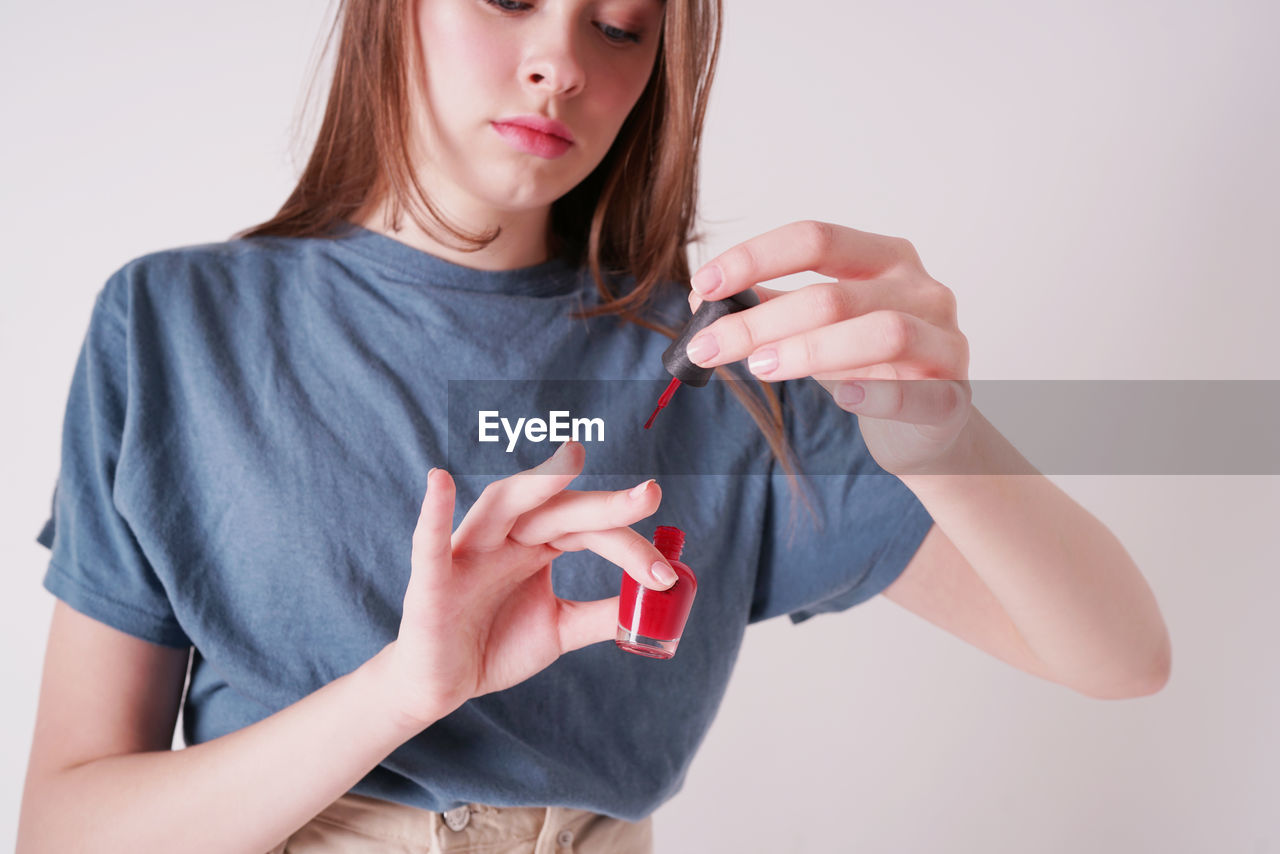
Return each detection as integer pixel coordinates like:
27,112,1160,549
476,184,573,216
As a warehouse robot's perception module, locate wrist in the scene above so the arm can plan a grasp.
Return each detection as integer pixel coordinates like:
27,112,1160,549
899,407,1035,490
361,642,454,740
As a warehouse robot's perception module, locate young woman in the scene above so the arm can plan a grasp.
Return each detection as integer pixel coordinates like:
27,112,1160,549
18,0,1171,851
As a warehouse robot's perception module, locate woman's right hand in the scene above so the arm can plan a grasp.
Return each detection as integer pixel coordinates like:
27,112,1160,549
379,440,673,731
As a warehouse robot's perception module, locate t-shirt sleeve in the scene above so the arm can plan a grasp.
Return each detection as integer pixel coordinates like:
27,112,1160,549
36,276,191,648
749,376,936,625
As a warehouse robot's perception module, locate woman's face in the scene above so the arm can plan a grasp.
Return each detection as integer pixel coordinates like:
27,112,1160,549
412,0,665,220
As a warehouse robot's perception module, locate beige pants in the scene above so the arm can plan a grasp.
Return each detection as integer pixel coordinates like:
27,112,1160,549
267,792,653,854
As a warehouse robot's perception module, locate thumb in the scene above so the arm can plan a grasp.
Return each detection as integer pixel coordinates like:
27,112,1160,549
556,595,621,654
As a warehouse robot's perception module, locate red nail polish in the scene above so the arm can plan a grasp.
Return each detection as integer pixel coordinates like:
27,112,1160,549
616,526,698,659
643,289,759,430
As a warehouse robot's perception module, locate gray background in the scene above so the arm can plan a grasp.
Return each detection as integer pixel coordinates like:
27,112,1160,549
3,0,1277,850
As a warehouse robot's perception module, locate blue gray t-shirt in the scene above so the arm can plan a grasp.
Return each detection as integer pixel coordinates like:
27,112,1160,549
37,222,934,821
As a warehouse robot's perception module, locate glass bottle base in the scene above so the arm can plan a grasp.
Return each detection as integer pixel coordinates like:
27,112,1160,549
615,625,679,659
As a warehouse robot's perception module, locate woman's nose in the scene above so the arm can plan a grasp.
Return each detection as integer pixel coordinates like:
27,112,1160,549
519,26,586,97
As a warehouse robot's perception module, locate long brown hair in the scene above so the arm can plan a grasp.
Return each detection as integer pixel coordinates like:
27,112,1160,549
233,0,817,533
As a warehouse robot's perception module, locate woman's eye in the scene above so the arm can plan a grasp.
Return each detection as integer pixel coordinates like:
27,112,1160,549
597,23,641,44
482,0,641,45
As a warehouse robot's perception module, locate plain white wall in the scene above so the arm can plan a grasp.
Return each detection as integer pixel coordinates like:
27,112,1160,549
2,0,1276,851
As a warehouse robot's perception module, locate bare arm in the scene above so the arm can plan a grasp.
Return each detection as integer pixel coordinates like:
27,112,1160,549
18,601,427,854
895,408,1172,699
20,443,669,853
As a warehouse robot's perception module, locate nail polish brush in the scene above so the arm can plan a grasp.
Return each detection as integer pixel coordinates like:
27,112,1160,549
644,288,760,429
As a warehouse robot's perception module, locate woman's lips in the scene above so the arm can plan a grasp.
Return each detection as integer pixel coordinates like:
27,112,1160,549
491,122,573,159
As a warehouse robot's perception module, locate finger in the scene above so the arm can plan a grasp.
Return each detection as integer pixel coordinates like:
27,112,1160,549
687,283,786,316
408,468,456,597
745,311,967,384
824,378,972,428
689,220,915,300
549,526,679,591
686,279,915,369
556,595,622,655
507,479,661,545
452,440,585,550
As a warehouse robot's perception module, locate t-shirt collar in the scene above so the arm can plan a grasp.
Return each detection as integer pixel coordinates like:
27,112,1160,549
331,221,583,298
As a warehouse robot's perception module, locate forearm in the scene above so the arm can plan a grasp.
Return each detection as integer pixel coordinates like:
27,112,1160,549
900,407,1171,698
19,643,430,854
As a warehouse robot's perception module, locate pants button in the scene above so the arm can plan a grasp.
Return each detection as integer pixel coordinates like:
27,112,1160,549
557,828,575,847
443,805,471,831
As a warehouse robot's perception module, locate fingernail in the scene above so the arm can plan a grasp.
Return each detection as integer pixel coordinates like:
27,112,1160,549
685,333,718,365
690,265,722,296
629,478,655,499
747,348,778,376
650,561,678,587
835,382,865,408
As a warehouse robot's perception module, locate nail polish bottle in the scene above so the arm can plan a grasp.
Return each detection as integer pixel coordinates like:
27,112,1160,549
616,526,698,659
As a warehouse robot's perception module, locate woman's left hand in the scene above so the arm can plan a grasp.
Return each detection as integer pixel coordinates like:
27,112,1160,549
684,220,972,477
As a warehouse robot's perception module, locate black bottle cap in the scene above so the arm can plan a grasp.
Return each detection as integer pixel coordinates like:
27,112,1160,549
660,289,760,388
